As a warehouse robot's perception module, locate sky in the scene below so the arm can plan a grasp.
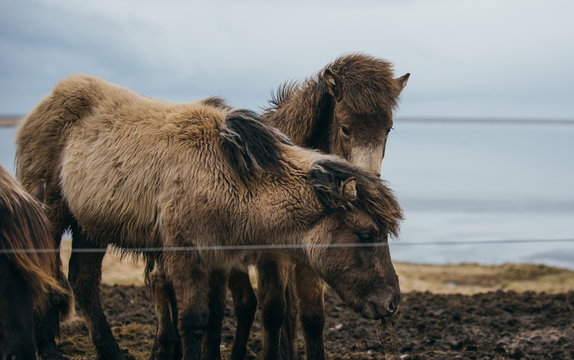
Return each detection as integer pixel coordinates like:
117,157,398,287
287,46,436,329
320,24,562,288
1,0,573,119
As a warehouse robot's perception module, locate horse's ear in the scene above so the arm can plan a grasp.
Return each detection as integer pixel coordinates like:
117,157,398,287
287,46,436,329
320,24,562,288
341,177,357,203
29,180,46,203
309,160,357,209
395,73,410,95
324,68,343,101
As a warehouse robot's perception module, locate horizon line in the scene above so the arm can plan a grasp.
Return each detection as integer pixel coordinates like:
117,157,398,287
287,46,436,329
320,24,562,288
2,115,574,127
398,117,574,125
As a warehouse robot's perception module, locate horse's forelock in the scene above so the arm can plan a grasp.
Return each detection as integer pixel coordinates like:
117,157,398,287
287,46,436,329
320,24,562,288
309,158,403,237
322,53,400,114
358,176,403,239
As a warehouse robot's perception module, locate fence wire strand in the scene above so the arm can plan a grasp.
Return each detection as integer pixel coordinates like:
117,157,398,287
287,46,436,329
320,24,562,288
2,238,574,255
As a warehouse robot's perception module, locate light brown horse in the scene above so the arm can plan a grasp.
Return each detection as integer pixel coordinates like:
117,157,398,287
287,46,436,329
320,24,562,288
16,75,403,360
0,165,72,360
149,53,410,360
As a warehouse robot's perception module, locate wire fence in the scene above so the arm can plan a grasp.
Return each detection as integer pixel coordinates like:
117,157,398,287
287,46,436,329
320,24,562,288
2,237,574,255
2,117,573,257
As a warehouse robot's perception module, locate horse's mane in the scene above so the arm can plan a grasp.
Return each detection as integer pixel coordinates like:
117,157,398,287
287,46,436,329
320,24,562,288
0,167,65,307
220,109,292,181
308,158,403,238
201,96,232,110
267,81,299,110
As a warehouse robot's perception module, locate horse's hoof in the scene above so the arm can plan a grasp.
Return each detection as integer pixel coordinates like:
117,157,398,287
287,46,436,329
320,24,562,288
38,346,69,360
121,348,137,360
150,350,176,360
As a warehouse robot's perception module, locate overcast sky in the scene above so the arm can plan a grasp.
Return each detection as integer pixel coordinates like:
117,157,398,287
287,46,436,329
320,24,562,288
1,0,573,119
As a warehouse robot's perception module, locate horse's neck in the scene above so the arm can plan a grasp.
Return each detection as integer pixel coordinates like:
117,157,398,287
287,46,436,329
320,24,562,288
265,80,333,152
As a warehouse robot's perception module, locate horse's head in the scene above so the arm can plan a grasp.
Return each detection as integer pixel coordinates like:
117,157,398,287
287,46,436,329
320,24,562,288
322,54,409,176
304,158,403,319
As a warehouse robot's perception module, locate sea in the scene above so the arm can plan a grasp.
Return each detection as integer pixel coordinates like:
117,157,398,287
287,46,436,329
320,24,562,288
1,120,573,270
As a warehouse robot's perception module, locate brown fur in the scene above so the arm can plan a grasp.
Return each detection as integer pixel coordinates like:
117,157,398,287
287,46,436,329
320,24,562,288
0,165,65,307
269,54,408,360
266,53,409,175
0,165,71,359
16,74,403,360
154,54,410,360
222,53,409,360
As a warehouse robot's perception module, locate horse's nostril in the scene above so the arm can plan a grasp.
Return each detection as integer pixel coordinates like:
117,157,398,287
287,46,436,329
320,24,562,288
387,295,400,314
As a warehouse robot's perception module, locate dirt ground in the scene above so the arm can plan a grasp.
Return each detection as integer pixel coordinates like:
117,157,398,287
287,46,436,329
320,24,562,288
55,255,574,359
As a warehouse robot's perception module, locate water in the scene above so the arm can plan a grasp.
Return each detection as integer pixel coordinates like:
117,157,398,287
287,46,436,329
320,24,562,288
383,121,574,269
0,126,16,174
1,121,573,269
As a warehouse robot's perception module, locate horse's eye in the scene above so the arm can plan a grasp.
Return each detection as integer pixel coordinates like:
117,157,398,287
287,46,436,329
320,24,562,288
386,127,394,136
341,125,351,136
358,232,374,243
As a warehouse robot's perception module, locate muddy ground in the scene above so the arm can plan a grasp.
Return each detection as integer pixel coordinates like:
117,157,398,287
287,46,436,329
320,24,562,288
58,284,574,359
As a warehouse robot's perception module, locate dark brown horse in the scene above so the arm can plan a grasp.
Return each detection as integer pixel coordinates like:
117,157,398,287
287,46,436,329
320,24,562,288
149,53,410,360
231,53,409,359
0,165,72,360
16,74,403,360
267,53,409,175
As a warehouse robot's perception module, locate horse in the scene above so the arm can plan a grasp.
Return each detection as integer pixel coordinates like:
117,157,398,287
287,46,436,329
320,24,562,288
0,165,72,360
15,74,404,360
267,53,409,175
229,53,410,359
148,53,410,360
261,53,410,359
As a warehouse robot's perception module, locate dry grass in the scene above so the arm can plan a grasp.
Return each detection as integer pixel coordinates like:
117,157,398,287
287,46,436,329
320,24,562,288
60,240,145,285
395,262,574,294
60,240,574,294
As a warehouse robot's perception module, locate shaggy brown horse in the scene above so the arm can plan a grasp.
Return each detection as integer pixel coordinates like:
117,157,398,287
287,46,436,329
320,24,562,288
16,75,403,360
267,53,409,175
149,53,410,360
0,165,72,360
222,53,409,360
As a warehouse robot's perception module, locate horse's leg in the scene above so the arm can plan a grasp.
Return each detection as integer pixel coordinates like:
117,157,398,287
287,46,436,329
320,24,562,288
145,257,181,360
34,206,72,360
169,283,182,359
279,276,297,360
201,269,228,360
1,259,37,360
166,251,210,360
228,268,257,360
67,228,125,360
294,262,326,360
256,256,291,360
34,264,71,360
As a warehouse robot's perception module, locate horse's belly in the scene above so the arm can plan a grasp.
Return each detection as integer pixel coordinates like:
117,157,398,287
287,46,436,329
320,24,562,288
60,133,161,246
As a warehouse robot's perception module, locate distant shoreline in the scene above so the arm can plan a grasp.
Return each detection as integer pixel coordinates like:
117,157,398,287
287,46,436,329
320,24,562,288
0,116,21,127
2,116,574,127
399,117,574,125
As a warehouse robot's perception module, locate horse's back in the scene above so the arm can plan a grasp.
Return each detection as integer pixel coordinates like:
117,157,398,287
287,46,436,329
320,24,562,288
47,77,229,246
16,74,221,182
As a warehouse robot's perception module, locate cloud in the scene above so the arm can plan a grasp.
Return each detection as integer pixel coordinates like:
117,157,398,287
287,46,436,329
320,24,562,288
1,0,573,118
